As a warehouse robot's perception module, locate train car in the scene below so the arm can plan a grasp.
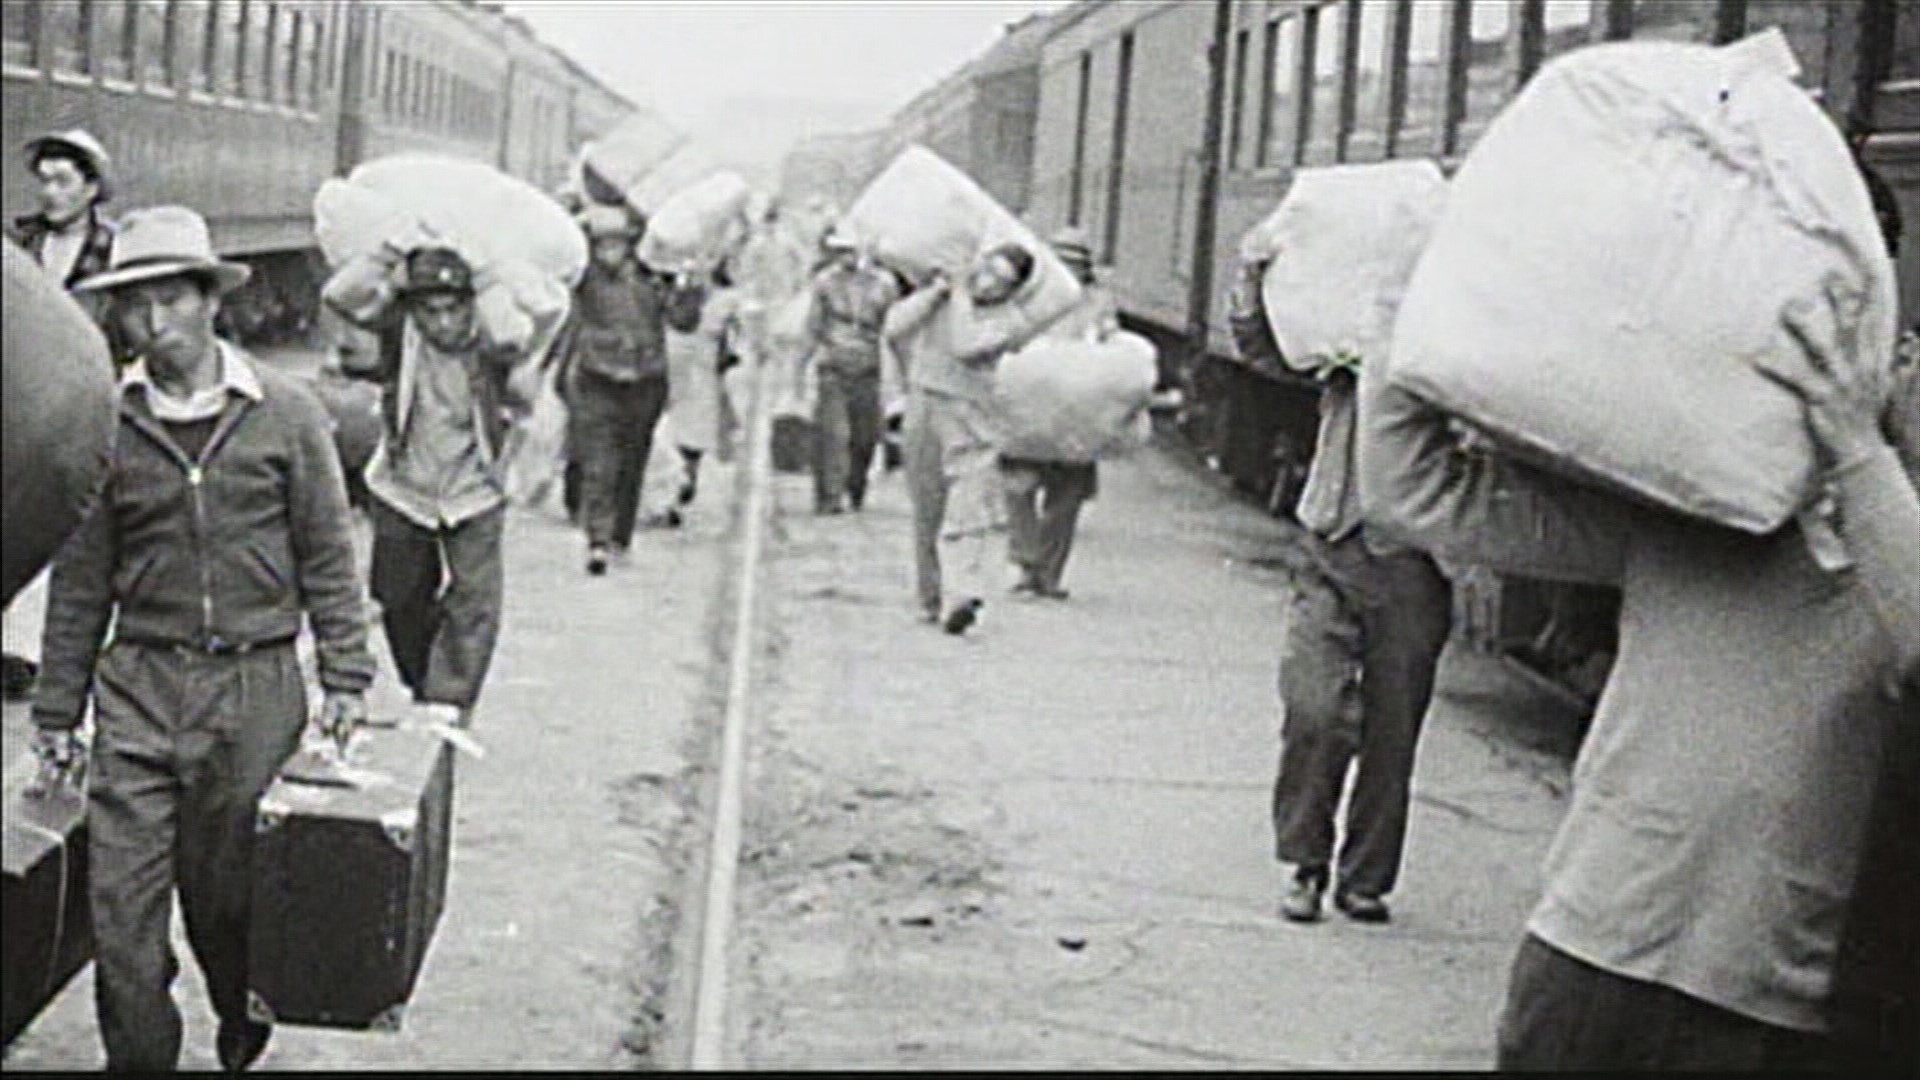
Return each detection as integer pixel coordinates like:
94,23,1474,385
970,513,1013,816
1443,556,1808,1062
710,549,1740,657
1025,0,1916,707
4,1,634,346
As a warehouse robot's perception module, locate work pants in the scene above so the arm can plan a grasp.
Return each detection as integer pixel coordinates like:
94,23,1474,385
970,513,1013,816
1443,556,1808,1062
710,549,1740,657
904,390,1005,619
1000,458,1097,593
813,367,882,509
571,371,669,549
369,499,505,711
87,641,307,1070
1496,934,1837,1069
1270,533,1449,898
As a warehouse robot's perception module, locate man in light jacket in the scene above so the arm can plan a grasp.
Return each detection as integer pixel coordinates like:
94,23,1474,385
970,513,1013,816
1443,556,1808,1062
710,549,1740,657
1358,240,1920,1065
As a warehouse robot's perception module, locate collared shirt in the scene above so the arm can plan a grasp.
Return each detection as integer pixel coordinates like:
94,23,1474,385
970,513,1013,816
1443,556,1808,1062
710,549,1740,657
38,224,87,287
808,262,902,374
121,342,265,423
900,289,1001,405
365,322,502,530
569,258,667,383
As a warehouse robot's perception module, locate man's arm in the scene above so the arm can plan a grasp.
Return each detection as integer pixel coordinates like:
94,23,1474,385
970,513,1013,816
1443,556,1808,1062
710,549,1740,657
882,278,951,355
283,387,378,697
31,489,119,731
1357,362,1633,587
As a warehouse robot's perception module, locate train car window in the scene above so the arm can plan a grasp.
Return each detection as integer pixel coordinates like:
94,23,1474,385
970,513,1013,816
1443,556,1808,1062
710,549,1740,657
1,2,34,70
279,7,297,106
1228,27,1251,170
138,0,171,86
1400,0,1447,155
44,0,88,75
1458,0,1516,151
1894,1,1920,82
98,1,137,82
175,0,209,91
214,0,241,97
247,0,272,101
1629,0,1719,43
303,9,322,105
1255,17,1280,167
1743,1,1831,90
382,47,395,114
1540,0,1596,64
1348,0,1395,161
1265,16,1302,167
1301,3,1346,165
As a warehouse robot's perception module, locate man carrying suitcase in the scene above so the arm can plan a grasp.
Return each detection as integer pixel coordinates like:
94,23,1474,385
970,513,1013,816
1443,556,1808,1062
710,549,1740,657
29,206,376,1072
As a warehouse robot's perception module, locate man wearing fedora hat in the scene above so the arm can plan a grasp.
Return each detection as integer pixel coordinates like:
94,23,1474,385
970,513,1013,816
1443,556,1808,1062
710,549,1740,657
3,129,120,705
556,203,672,574
29,205,376,1071
799,228,902,514
997,226,1118,601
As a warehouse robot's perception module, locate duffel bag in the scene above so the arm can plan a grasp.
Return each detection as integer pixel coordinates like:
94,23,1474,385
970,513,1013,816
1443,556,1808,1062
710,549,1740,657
994,330,1158,463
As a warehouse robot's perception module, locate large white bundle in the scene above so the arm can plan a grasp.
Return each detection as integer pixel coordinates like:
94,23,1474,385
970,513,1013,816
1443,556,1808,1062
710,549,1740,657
1387,30,1897,535
843,146,1082,355
314,154,587,351
994,331,1158,463
1257,161,1447,375
626,142,724,219
637,171,752,274
580,112,689,204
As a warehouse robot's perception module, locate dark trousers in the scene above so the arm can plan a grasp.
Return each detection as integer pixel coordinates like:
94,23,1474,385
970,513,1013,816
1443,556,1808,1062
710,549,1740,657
812,367,881,509
369,499,505,710
1001,458,1097,592
87,642,307,1070
1497,934,1837,1070
1270,534,1450,898
572,371,668,548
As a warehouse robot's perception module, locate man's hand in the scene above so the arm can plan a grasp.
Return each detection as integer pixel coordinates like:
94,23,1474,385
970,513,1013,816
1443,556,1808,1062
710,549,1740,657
1756,273,1893,472
27,727,84,795
317,690,368,751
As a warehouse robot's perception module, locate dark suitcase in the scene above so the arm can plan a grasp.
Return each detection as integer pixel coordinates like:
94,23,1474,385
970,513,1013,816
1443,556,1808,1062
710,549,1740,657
2,774,92,1047
771,414,815,475
246,720,453,1031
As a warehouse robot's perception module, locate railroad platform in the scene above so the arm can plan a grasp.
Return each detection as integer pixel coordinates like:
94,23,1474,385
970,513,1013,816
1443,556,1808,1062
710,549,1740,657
3,368,1579,1070
725,430,1578,1068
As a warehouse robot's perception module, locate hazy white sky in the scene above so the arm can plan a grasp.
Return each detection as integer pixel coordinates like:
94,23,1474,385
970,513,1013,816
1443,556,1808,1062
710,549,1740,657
506,1,1072,132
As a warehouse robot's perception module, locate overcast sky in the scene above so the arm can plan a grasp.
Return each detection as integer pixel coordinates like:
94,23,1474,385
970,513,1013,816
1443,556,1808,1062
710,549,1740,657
505,1,1072,134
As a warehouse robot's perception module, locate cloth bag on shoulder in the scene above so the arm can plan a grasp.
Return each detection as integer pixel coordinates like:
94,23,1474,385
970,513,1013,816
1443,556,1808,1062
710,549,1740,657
1256,161,1448,377
1386,29,1898,535
843,146,1082,357
637,171,752,275
994,331,1158,463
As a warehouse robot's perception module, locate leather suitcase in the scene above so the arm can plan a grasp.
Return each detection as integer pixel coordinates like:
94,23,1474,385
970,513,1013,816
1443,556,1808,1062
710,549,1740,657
2,773,92,1047
246,720,454,1031
771,414,815,475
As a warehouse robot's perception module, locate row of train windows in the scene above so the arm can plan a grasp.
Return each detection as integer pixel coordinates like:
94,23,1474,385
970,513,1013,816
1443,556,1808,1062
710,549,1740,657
377,41,501,138
2,0,339,113
1222,0,1913,172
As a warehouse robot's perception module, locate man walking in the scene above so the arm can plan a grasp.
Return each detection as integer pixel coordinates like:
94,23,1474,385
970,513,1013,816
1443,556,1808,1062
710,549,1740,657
30,206,375,1072
999,227,1119,600
1245,245,1453,925
557,205,671,573
800,231,901,514
4,129,119,702
323,236,547,721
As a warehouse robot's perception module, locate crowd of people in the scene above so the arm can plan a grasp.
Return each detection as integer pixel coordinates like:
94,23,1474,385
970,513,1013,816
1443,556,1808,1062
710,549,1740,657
5,99,1915,1073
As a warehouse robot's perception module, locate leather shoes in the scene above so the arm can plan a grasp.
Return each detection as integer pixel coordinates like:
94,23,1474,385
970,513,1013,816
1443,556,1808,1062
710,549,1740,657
943,598,983,636
1335,891,1391,923
1280,870,1326,923
217,1019,271,1072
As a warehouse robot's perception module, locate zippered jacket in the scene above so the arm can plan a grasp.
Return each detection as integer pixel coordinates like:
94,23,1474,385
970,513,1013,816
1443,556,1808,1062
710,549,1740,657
32,347,377,729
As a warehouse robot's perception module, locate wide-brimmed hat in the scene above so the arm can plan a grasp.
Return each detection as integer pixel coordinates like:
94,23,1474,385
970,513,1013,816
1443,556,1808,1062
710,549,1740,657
1049,225,1094,266
579,203,641,239
72,205,249,294
25,128,113,201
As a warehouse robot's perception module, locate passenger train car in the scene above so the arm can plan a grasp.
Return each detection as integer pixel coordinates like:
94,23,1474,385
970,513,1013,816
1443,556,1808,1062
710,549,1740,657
838,0,1918,707
1,0,636,342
